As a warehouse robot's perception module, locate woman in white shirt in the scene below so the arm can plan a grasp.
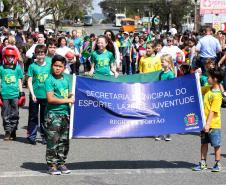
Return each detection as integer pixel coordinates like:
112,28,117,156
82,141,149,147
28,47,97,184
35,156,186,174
56,37,72,57
159,36,185,76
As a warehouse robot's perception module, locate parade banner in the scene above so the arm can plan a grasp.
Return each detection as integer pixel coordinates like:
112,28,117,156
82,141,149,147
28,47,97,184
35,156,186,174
200,0,226,15
70,73,205,138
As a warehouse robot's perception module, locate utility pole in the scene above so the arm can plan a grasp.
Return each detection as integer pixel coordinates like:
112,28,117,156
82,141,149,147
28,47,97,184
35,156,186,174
194,0,198,32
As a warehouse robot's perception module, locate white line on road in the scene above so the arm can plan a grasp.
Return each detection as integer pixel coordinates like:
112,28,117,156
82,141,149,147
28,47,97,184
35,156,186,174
1,168,226,178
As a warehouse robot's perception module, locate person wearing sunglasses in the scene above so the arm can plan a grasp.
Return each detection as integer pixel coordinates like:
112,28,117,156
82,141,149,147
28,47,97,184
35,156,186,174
160,36,185,76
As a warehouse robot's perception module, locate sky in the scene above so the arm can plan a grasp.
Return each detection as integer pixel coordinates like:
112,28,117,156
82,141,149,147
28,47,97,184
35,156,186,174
92,0,102,14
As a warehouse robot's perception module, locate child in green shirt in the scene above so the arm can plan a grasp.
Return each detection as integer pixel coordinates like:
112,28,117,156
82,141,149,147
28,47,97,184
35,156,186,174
155,54,175,141
27,45,51,145
44,54,74,175
87,35,118,77
0,46,24,140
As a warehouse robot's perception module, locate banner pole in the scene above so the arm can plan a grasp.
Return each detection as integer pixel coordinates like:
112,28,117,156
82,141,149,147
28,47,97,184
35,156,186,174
195,72,206,128
69,74,76,139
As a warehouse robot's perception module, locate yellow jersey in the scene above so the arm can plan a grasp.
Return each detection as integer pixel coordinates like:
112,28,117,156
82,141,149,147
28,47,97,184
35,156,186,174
202,86,222,128
115,40,121,48
139,55,161,73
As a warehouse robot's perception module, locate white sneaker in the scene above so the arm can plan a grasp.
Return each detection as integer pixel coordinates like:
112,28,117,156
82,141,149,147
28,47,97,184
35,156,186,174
155,136,161,141
165,136,172,141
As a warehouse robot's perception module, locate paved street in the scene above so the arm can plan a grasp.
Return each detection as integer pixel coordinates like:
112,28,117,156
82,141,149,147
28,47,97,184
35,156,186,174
62,24,143,36
0,0,225,182
1,88,226,185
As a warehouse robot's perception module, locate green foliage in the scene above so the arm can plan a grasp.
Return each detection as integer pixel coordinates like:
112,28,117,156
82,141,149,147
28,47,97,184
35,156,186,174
99,0,195,28
0,0,11,17
0,0,92,30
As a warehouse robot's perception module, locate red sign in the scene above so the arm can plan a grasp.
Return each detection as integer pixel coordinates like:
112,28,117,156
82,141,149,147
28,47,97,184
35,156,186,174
222,23,226,32
200,0,226,15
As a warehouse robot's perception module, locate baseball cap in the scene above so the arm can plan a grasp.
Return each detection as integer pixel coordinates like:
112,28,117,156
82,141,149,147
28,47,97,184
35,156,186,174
123,31,129,35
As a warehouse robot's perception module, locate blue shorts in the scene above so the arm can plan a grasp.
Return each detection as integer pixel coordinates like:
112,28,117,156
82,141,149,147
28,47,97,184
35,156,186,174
201,129,221,147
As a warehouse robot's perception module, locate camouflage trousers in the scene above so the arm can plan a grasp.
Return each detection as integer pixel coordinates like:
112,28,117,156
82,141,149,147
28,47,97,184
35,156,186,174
44,113,70,166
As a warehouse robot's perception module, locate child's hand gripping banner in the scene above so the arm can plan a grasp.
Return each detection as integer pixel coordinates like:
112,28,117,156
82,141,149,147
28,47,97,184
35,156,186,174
69,73,205,138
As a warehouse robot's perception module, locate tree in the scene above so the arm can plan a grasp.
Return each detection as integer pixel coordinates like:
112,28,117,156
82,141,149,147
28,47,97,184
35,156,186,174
99,0,195,30
0,0,11,17
50,0,92,30
5,0,54,30
3,0,92,31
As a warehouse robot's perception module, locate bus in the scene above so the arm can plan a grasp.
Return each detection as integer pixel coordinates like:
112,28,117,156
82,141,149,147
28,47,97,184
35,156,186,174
115,14,126,27
84,15,93,26
120,18,136,32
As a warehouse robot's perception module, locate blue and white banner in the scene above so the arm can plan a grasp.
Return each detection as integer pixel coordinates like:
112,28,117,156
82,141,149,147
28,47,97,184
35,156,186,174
69,74,205,138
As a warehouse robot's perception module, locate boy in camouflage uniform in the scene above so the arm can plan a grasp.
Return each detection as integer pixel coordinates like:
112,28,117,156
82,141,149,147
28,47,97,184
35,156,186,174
44,54,74,175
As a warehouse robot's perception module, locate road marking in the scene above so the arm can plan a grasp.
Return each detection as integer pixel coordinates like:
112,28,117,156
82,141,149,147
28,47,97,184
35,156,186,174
1,168,226,178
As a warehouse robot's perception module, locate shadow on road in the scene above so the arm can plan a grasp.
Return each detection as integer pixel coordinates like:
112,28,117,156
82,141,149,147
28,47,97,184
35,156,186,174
21,160,195,172
0,134,29,144
178,132,200,136
210,153,226,158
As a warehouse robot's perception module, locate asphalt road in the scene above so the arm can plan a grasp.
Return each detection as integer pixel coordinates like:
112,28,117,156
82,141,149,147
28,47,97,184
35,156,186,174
62,24,143,36
1,87,226,185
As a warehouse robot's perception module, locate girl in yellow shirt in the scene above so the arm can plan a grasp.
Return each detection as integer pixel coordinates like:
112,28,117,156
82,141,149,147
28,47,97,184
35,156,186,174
139,42,161,73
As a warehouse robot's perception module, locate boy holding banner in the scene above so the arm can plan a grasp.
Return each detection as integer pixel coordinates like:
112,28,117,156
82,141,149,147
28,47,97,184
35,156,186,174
87,35,118,77
44,55,74,175
193,68,224,172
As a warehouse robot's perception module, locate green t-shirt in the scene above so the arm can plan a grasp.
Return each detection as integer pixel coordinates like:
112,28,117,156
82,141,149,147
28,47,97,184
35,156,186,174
27,61,51,98
45,74,72,115
45,56,53,65
0,65,23,100
200,74,208,87
91,50,115,76
159,70,175,81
